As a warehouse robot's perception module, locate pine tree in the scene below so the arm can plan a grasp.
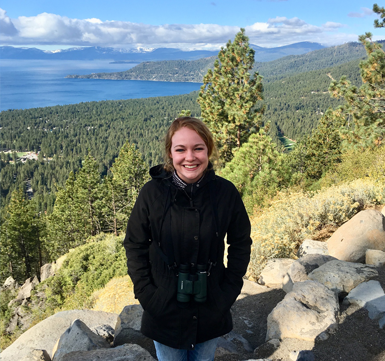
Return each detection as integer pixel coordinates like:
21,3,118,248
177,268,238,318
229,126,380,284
373,3,385,28
328,32,385,149
220,128,289,212
102,141,149,235
197,29,264,162
0,189,42,283
46,155,103,258
303,109,345,180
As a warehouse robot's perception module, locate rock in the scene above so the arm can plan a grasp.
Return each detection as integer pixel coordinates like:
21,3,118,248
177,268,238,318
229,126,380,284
380,315,385,329
290,350,315,361
254,339,280,358
365,295,385,320
343,280,384,307
40,263,55,282
114,304,143,345
6,313,19,334
258,258,295,288
216,330,253,355
266,280,338,342
316,331,330,341
31,349,51,361
91,324,114,343
1,310,118,361
382,206,385,217
327,209,385,262
297,239,329,257
282,254,336,293
60,344,155,361
16,276,39,300
113,304,155,357
366,249,385,267
52,319,110,361
2,276,19,289
308,260,378,297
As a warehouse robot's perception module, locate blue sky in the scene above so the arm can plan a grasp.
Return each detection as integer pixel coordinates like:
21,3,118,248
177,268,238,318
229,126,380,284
0,0,383,50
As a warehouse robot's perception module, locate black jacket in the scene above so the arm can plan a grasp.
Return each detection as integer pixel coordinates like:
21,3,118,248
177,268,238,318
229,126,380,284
124,165,251,349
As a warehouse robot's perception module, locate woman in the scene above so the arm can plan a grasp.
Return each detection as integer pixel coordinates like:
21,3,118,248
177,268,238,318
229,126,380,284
124,117,251,361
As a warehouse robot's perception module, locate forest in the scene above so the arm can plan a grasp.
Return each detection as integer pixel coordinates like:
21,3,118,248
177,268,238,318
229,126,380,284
0,24,384,285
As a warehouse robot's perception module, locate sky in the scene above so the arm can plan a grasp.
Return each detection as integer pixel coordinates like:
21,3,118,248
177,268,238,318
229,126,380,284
0,0,384,51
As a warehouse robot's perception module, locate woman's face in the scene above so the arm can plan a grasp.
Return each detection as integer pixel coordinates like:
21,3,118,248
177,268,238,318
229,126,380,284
170,127,209,184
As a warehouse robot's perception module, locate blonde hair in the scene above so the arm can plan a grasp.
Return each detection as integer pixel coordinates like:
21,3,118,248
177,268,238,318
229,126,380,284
164,117,217,172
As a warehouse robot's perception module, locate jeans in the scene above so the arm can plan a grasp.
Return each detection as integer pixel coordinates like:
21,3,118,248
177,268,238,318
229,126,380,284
154,337,219,361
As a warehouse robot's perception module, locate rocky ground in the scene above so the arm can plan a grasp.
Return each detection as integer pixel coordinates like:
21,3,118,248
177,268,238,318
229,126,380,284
220,267,385,361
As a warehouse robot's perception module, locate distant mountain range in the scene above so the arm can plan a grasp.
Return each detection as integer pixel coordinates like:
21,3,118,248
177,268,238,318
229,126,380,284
0,42,324,63
66,42,367,83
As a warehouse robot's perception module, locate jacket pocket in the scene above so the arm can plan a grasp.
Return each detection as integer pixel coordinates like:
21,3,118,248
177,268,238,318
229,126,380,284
143,284,176,320
208,266,240,314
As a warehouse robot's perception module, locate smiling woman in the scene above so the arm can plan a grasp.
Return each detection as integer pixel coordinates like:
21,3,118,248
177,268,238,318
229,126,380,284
124,116,252,361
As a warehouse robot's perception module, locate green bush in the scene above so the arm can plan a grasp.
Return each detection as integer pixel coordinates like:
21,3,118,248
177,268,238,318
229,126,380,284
42,233,127,313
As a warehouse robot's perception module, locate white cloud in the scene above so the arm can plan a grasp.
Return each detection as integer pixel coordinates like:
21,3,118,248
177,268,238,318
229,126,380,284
348,7,374,18
0,8,18,36
0,8,363,49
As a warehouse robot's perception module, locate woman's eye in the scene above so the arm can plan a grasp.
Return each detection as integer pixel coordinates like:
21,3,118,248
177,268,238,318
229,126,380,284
195,147,204,151
175,149,184,152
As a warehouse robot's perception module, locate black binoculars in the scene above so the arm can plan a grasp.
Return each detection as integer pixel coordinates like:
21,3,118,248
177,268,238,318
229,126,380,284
177,264,207,303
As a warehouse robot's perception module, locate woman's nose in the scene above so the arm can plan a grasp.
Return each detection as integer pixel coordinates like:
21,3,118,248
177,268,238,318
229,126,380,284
185,150,195,161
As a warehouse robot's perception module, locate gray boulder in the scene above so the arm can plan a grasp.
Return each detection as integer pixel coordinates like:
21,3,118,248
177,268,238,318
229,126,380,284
2,276,19,289
327,209,385,262
266,280,338,341
52,319,110,361
113,304,155,357
40,263,55,282
308,260,378,297
16,276,39,300
1,310,118,361
297,239,329,257
60,344,155,361
282,254,336,293
258,258,295,288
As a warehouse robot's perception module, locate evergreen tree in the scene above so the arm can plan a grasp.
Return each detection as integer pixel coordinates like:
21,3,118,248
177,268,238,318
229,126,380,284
197,29,264,162
303,109,345,180
102,142,149,235
328,32,385,149
221,128,290,212
46,155,103,258
373,3,385,28
0,189,43,283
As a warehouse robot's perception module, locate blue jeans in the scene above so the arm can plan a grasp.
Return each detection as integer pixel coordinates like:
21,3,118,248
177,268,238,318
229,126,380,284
154,337,219,361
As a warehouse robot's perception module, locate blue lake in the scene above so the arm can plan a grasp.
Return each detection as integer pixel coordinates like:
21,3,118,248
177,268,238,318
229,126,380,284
0,60,202,112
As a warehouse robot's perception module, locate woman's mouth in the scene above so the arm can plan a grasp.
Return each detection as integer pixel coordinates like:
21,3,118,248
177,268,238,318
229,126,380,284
183,165,198,169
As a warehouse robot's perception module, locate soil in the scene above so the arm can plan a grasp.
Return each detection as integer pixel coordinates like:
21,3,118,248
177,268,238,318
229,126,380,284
216,267,385,361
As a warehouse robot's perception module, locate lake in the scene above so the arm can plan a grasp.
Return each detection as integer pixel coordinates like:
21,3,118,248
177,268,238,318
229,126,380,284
0,60,202,112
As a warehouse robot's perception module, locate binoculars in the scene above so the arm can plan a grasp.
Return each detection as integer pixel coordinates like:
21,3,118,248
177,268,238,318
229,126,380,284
177,264,207,303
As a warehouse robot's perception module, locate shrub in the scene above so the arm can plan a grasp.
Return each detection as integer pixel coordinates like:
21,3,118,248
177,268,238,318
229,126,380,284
247,178,385,280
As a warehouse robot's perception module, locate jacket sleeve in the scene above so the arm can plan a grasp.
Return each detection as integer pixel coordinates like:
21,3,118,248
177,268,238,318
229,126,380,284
222,185,252,297
123,184,157,309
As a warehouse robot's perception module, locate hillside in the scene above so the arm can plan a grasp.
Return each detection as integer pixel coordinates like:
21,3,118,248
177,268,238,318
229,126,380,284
0,56,363,212
66,42,366,83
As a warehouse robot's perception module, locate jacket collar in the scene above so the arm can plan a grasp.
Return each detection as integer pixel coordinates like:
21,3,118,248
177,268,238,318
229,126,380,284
149,163,216,190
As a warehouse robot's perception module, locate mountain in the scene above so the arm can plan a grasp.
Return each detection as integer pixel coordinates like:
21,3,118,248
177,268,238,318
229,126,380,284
66,42,364,83
0,42,324,63
250,41,324,62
